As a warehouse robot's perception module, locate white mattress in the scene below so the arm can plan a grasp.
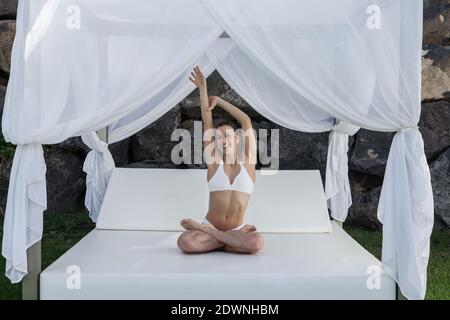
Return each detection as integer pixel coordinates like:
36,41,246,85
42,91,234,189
40,222,395,300
96,168,332,233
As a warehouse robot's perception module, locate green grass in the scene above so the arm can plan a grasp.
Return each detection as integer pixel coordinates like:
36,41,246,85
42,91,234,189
345,224,450,300
0,212,94,300
0,213,448,300
0,136,15,158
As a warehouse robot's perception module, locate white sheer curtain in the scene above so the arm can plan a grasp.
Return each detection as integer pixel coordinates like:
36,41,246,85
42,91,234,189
109,38,335,142
201,0,432,299
2,0,222,283
205,39,334,132
107,53,216,144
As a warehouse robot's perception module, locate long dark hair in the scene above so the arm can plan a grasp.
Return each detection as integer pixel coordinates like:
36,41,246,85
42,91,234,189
214,118,239,130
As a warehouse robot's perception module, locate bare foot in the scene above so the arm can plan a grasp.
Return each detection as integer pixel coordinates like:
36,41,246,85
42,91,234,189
239,224,257,233
180,218,208,232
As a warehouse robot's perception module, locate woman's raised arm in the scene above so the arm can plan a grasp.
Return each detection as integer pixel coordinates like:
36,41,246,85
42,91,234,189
189,66,214,148
208,96,252,131
208,96,256,164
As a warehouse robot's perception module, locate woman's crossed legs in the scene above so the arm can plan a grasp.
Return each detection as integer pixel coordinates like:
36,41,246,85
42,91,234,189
177,218,264,254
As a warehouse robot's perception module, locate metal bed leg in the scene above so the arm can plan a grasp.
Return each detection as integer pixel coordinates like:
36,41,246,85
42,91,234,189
22,241,41,300
396,284,407,300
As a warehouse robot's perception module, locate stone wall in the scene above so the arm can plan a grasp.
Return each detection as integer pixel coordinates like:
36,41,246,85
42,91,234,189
0,1,448,229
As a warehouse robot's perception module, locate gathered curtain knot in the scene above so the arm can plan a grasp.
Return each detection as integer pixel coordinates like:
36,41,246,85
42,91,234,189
96,140,109,153
81,132,115,223
397,125,419,133
332,120,360,136
81,132,109,153
333,128,351,135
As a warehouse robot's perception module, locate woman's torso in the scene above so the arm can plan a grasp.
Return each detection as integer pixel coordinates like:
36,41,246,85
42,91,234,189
206,161,256,230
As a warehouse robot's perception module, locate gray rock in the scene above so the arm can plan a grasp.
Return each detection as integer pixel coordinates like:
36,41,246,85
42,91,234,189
252,120,274,132
0,0,17,18
109,138,130,167
424,46,450,75
423,0,449,48
44,146,86,213
181,119,195,129
129,105,181,163
349,129,395,177
349,170,383,193
422,56,450,100
424,0,448,20
421,1,450,99
347,186,382,230
0,20,15,74
180,95,262,121
420,100,450,159
181,71,264,121
182,71,248,108
430,147,450,228
181,102,242,123
279,127,329,177
348,146,450,230
346,171,384,230
0,85,5,116
57,137,89,155
57,135,130,167
44,135,126,213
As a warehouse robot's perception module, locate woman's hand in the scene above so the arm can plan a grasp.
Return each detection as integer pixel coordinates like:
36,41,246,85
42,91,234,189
193,66,213,132
207,96,221,111
189,66,206,89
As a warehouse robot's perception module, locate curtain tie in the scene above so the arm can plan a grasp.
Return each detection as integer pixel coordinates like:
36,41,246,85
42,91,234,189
81,132,115,223
332,120,360,136
397,126,419,133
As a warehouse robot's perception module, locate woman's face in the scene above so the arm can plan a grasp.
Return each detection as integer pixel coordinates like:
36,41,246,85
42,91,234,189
215,125,237,158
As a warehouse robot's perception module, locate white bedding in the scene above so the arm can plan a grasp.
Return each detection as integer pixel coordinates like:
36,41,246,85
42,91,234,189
40,221,395,299
96,168,332,233
41,168,394,299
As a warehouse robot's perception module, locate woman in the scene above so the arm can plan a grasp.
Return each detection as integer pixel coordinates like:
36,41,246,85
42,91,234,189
177,66,264,254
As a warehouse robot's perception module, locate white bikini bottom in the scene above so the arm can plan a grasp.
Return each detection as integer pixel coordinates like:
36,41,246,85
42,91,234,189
202,217,245,231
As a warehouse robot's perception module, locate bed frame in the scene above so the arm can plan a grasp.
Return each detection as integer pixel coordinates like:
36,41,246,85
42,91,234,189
37,165,395,299
23,128,400,299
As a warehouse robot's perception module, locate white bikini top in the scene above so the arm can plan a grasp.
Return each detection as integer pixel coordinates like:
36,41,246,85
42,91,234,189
208,160,254,194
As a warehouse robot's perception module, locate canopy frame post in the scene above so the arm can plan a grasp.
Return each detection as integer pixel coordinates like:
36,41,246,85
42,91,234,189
22,241,41,300
96,127,108,143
